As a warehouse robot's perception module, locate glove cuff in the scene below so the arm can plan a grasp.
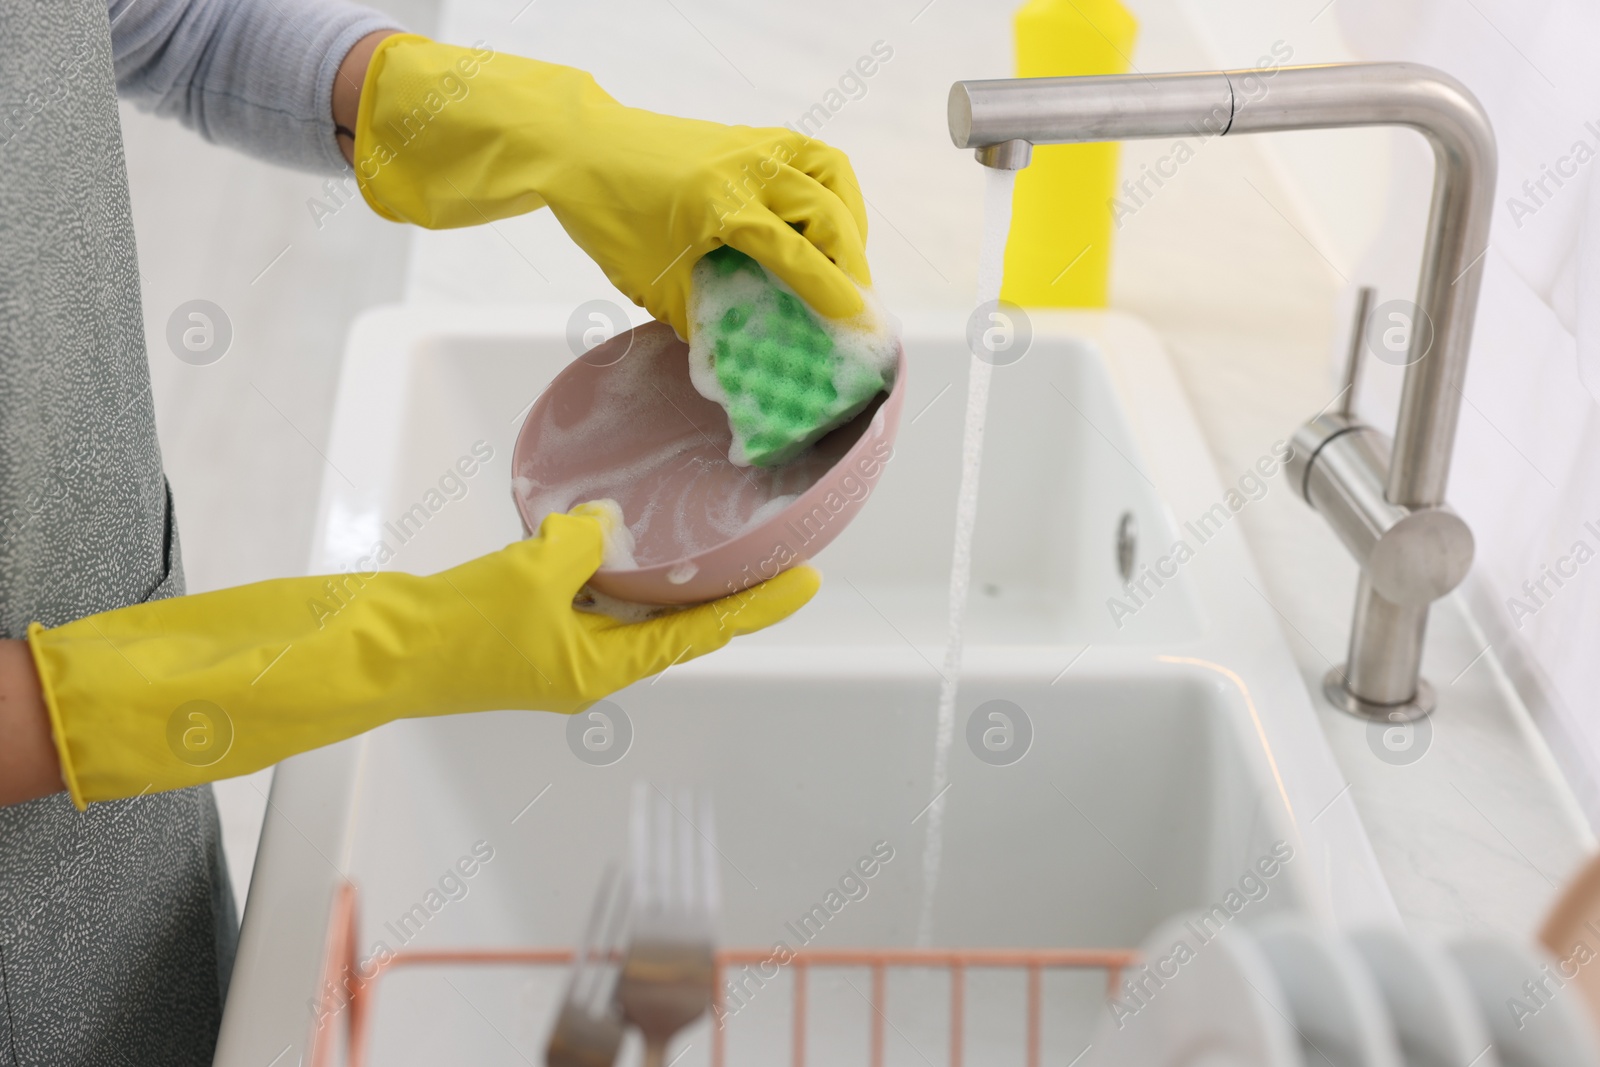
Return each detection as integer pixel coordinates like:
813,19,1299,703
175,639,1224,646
353,32,430,224
353,35,611,229
25,622,90,810
26,574,438,807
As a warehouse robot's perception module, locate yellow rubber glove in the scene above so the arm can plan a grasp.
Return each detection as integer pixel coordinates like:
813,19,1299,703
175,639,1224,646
352,35,871,339
27,511,818,809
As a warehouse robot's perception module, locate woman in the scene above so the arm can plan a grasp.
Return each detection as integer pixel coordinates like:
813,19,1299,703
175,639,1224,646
0,0,868,1060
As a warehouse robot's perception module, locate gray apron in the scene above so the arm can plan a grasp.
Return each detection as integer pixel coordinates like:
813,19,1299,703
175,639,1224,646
0,0,238,1063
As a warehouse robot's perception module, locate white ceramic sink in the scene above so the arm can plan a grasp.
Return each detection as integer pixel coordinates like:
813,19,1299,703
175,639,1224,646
214,307,1396,1066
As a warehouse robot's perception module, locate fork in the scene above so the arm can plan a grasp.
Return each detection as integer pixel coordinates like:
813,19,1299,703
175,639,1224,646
617,783,721,1067
546,863,630,1067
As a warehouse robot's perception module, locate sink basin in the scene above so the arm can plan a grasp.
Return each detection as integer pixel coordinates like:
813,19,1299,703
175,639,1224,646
214,306,1396,1065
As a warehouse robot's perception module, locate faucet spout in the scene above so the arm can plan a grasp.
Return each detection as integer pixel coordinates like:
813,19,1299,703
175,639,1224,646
949,63,1497,720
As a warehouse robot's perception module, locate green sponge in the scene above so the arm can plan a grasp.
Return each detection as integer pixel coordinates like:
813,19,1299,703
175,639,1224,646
687,247,895,468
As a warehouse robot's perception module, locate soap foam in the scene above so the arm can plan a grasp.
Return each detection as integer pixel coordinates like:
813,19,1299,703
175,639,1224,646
562,499,661,621
742,493,799,532
580,498,638,570
573,585,676,624
515,313,849,573
686,252,899,467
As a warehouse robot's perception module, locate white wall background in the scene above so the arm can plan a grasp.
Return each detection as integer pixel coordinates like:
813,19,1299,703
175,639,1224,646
1332,0,1600,820
1185,0,1600,819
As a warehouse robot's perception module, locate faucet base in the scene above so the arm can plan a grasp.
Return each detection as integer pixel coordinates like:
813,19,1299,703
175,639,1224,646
1322,668,1435,723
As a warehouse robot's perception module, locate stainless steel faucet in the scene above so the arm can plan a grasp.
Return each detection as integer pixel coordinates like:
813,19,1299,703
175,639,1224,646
948,63,1496,722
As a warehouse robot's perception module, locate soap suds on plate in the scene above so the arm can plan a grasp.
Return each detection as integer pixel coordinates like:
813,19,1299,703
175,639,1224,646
573,585,677,624
742,493,798,532
576,498,637,570
665,561,698,585
514,315,873,572
521,435,821,567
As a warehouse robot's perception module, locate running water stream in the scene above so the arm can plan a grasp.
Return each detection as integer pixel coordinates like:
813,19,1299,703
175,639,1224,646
915,167,1017,947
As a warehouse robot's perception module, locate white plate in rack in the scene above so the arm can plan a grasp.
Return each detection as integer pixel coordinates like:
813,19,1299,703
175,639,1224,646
1348,926,1498,1067
1087,911,1304,1067
1449,935,1600,1067
1251,915,1401,1067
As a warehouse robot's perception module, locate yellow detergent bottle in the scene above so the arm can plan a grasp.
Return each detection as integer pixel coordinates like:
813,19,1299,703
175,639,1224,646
1002,0,1138,308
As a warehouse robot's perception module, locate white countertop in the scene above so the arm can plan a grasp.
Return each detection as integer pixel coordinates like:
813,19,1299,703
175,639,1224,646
1107,64,1597,946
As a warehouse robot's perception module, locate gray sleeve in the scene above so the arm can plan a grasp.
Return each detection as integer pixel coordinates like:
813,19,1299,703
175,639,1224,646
109,0,404,174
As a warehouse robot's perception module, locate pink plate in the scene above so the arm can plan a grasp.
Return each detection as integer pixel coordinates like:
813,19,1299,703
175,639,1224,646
511,321,906,605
